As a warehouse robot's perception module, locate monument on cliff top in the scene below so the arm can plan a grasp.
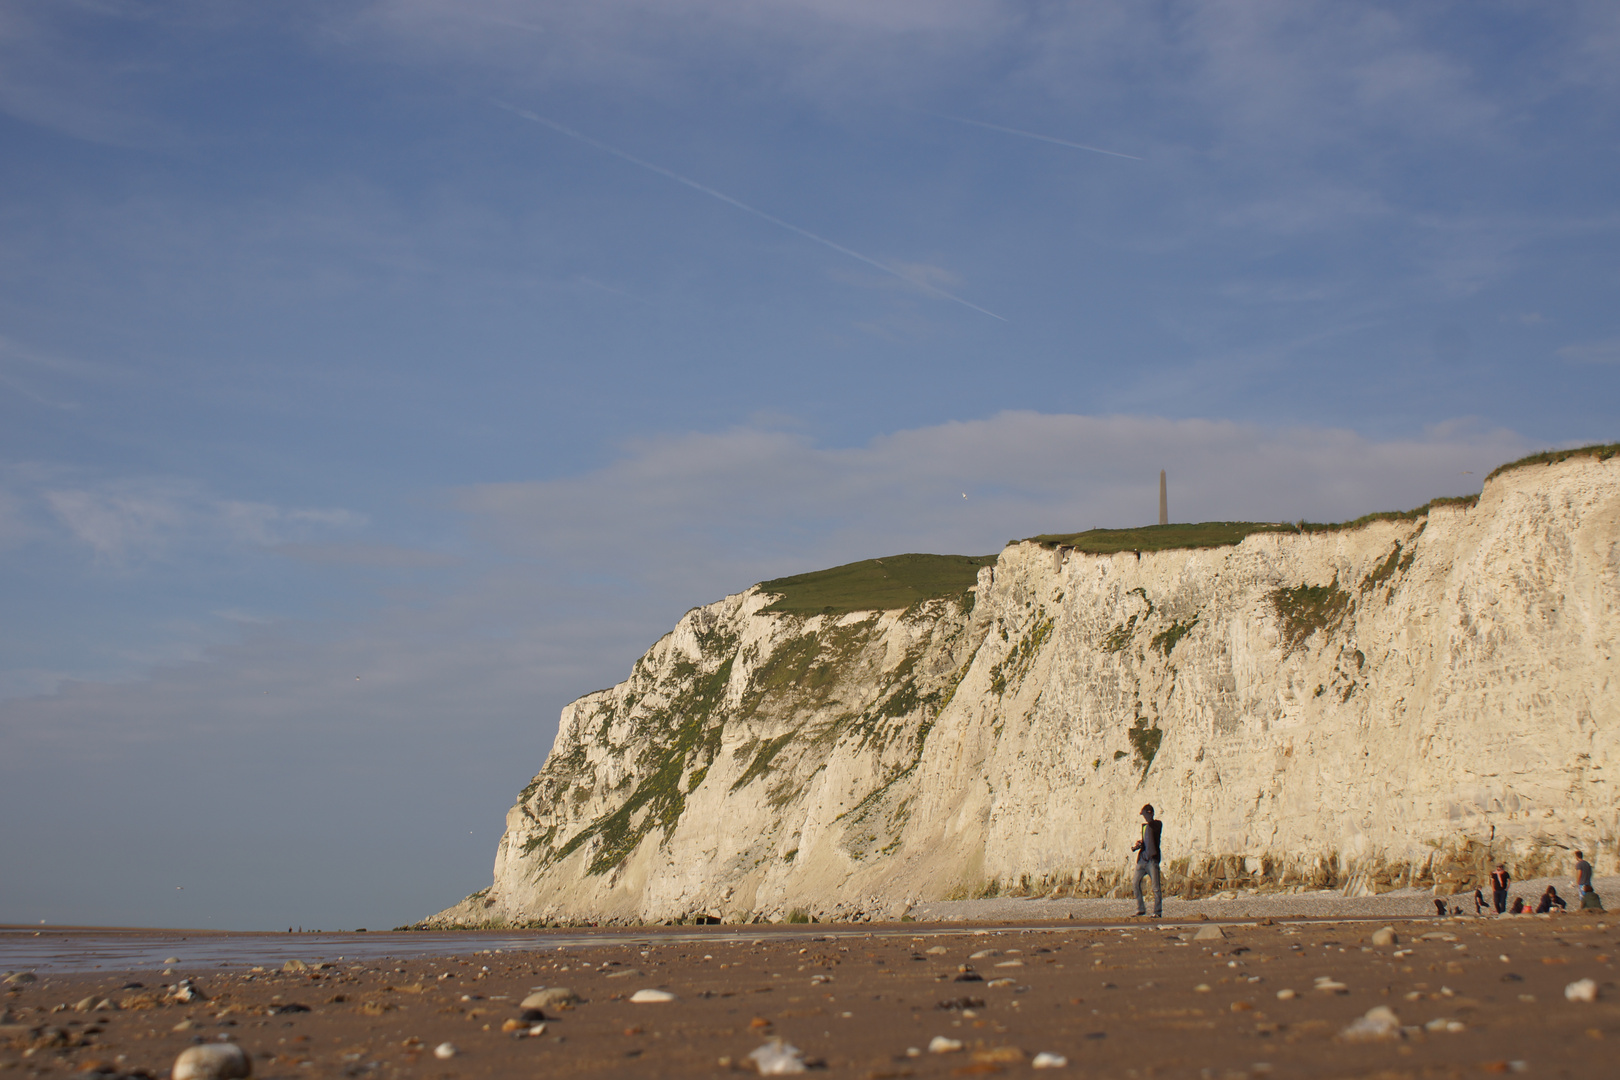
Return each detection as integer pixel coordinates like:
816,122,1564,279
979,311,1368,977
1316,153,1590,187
1159,469,1168,525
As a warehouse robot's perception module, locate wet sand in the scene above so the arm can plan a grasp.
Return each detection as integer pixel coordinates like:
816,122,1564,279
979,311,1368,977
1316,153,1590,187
4,913,1616,1079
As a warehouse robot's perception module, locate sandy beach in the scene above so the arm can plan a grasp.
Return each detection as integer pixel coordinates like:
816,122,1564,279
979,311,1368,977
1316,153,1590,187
4,900,1616,1079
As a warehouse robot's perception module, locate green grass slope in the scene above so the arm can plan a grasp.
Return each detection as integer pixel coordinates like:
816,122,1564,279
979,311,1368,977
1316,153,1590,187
1485,442,1619,481
1026,521,1297,553
759,553,996,615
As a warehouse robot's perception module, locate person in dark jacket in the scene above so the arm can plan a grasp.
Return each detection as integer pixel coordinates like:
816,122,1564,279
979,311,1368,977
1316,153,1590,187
1131,804,1163,918
1490,865,1510,914
1574,851,1593,898
1536,886,1567,914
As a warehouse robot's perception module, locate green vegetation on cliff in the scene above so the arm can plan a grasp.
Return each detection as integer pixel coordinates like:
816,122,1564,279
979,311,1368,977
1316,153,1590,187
1270,581,1352,653
1027,521,1295,552
760,553,995,615
1485,442,1619,481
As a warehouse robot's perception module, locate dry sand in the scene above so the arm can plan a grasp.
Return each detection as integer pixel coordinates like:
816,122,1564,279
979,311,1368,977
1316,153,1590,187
3,905,1616,1079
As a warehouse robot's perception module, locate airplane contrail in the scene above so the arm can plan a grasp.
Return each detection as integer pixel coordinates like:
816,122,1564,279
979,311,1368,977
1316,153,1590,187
929,112,1142,161
495,103,1006,322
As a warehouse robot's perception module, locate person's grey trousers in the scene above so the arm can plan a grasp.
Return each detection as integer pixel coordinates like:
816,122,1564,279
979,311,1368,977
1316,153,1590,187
1133,857,1162,916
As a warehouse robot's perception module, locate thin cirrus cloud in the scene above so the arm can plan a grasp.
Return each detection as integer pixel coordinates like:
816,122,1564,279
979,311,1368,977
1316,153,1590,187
359,0,1499,147
1557,338,1620,366
18,475,365,567
0,1,183,149
274,542,461,568
496,103,1006,321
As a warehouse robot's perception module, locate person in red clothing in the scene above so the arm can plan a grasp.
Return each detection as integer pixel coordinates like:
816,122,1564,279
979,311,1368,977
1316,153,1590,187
1490,864,1510,914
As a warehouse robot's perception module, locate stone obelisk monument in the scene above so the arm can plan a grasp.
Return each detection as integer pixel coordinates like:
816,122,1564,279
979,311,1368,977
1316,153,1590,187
1159,470,1168,526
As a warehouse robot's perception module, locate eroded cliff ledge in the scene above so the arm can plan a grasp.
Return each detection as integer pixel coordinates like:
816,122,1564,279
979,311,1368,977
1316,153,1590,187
427,448,1619,926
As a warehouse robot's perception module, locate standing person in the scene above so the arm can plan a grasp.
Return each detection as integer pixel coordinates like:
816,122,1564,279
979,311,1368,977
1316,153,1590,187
1131,804,1164,918
1574,851,1593,897
1489,864,1510,914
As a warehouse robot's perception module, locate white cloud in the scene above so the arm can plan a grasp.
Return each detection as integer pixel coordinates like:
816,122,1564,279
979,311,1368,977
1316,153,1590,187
2,471,366,567
274,542,461,568
1557,337,1620,366
0,0,182,147
44,485,193,564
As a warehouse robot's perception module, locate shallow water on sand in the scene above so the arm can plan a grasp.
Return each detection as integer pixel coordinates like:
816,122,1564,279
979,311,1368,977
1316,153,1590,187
2,901,1511,973
0,929,554,972
0,925,1001,973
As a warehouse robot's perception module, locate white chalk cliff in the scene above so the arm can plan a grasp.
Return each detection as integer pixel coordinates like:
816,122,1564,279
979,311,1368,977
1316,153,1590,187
428,452,1618,925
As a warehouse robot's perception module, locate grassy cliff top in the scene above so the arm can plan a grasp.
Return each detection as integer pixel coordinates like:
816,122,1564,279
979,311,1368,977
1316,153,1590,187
1025,521,1298,553
758,446,1617,610
759,553,996,615
1485,442,1619,481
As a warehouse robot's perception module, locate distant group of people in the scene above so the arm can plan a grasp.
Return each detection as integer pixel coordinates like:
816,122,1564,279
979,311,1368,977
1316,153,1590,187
1459,852,1599,916
1121,804,1598,921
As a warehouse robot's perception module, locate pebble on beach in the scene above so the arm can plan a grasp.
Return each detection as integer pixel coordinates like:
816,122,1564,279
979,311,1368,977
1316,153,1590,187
747,1039,807,1075
1564,979,1598,1003
171,1042,251,1080
928,1036,964,1053
1371,927,1399,947
1338,1006,1403,1043
1193,926,1226,942
629,988,676,1003
433,1042,458,1060
520,987,577,1010
1032,1052,1068,1068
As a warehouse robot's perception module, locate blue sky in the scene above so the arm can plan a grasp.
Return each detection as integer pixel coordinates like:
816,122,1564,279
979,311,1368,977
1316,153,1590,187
1,0,1615,930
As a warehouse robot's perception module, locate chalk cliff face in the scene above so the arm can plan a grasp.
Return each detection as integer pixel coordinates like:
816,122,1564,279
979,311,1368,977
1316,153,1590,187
428,454,1619,925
